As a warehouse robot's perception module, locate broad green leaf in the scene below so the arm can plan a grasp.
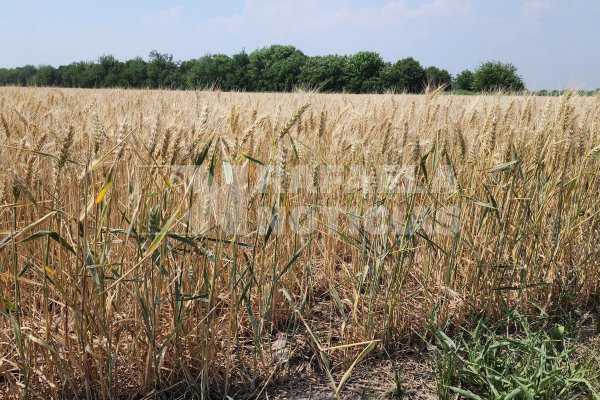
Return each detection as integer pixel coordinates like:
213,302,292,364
488,159,519,173
21,230,76,254
144,212,179,257
335,341,377,396
448,386,483,400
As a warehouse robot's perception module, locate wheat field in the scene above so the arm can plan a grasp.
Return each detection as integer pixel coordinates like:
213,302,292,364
0,87,599,398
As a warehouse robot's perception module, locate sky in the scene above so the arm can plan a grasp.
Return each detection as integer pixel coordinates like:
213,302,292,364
0,0,598,90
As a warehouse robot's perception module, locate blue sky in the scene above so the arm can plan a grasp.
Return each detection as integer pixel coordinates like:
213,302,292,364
1,0,598,90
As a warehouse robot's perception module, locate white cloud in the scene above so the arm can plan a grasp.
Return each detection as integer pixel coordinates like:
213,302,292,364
143,6,184,26
413,0,471,18
203,0,471,34
522,0,554,14
309,0,470,30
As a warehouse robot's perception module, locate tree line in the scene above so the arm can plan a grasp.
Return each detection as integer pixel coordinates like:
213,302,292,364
0,45,528,93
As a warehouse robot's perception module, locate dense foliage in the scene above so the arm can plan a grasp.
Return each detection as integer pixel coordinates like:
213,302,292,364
0,45,535,93
453,69,475,92
472,61,525,92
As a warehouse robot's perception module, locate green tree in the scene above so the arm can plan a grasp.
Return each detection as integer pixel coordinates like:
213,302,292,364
121,57,148,88
424,66,452,90
343,51,385,93
383,57,426,93
453,69,474,92
31,65,58,86
58,62,99,87
98,55,124,87
0,47,531,94
227,50,250,91
248,45,307,91
299,55,347,92
10,65,38,86
57,63,80,87
87,62,104,87
0,69,8,85
147,51,180,88
472,61,525,92
184,54,235,90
